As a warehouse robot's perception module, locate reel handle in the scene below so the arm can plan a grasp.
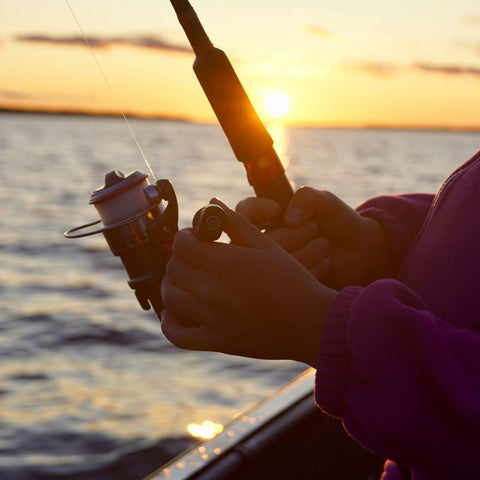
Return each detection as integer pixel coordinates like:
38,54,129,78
192,204,227,242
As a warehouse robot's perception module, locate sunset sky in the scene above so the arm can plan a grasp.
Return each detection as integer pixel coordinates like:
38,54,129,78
1,0,480,128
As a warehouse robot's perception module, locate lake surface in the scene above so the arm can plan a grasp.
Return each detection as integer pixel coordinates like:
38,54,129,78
1,112,478,479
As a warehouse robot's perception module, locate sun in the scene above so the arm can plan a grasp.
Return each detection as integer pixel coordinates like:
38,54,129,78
263,90,291,118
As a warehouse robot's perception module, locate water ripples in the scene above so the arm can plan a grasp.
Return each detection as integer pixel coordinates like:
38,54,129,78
1,113,478,479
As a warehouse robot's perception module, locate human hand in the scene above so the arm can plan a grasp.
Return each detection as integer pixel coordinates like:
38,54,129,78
235,197,331,280
237,188,390,288
161,199,337,367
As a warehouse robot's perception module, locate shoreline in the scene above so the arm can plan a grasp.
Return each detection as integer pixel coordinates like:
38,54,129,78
1,105,480,133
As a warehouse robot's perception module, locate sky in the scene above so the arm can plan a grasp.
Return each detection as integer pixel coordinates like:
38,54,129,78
1,0,480,128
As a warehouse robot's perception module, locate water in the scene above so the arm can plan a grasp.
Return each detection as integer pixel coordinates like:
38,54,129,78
1,112,479,480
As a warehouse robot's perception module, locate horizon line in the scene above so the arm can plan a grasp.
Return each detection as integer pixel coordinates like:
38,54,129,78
1,104,480,133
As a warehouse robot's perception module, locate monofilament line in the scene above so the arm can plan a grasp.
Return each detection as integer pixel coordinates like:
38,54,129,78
64,0,157,181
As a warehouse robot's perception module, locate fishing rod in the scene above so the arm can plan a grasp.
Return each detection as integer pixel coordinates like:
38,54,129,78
170,0,294,209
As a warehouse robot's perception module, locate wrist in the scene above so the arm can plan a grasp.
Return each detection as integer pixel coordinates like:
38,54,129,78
361,216,392,280
299,285,338,368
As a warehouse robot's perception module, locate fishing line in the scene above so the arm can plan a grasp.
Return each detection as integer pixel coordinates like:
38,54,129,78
64,0,157,181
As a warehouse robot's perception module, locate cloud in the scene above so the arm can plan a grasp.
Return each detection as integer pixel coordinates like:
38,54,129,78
14,34,191,54
344,61,399,77
0,89,94,103
0,89,31,101
462,16,480,26
302,24,333,39
414,62,480,77
344,60,480,80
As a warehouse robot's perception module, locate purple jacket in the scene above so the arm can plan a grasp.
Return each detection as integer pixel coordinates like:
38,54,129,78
315,150,480,480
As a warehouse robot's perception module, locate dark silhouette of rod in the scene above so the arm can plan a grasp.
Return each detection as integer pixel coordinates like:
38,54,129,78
170,0,294,210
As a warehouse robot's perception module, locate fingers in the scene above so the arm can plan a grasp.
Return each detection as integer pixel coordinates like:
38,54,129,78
161,273,210,322
285,187,362,246
310,257,331,280
291,236,328,266
164,235,247,325
259,215,330,279
163,252,239,319
284,187,333,227
170,229,225,273
210,198,274,249
211,197,332,280
295,242,331,280
289,236,331,280
162,264,238,333
161,309,222,351
235,197,282,224
171,206,273,275
266,220,318,251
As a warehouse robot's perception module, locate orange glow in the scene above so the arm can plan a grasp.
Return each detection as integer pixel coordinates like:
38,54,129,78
267,124,290,170
2,2,480,130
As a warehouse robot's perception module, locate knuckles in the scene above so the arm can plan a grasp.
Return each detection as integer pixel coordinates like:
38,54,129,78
295,187,336,208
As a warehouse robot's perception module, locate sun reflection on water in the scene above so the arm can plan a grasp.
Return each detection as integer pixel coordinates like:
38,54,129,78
186,420,224,440
267,123,290,170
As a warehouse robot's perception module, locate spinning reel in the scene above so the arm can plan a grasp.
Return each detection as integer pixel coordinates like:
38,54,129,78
65,170,225,319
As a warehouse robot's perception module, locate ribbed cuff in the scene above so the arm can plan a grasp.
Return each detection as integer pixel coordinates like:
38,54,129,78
314,286,363,417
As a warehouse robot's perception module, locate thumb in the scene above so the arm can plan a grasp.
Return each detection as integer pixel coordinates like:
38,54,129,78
210,198,273,249
284,187,320,227
285,187,347,227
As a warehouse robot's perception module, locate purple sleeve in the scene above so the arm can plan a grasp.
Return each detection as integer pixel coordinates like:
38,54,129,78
356,193,434,272
315,282,480,479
